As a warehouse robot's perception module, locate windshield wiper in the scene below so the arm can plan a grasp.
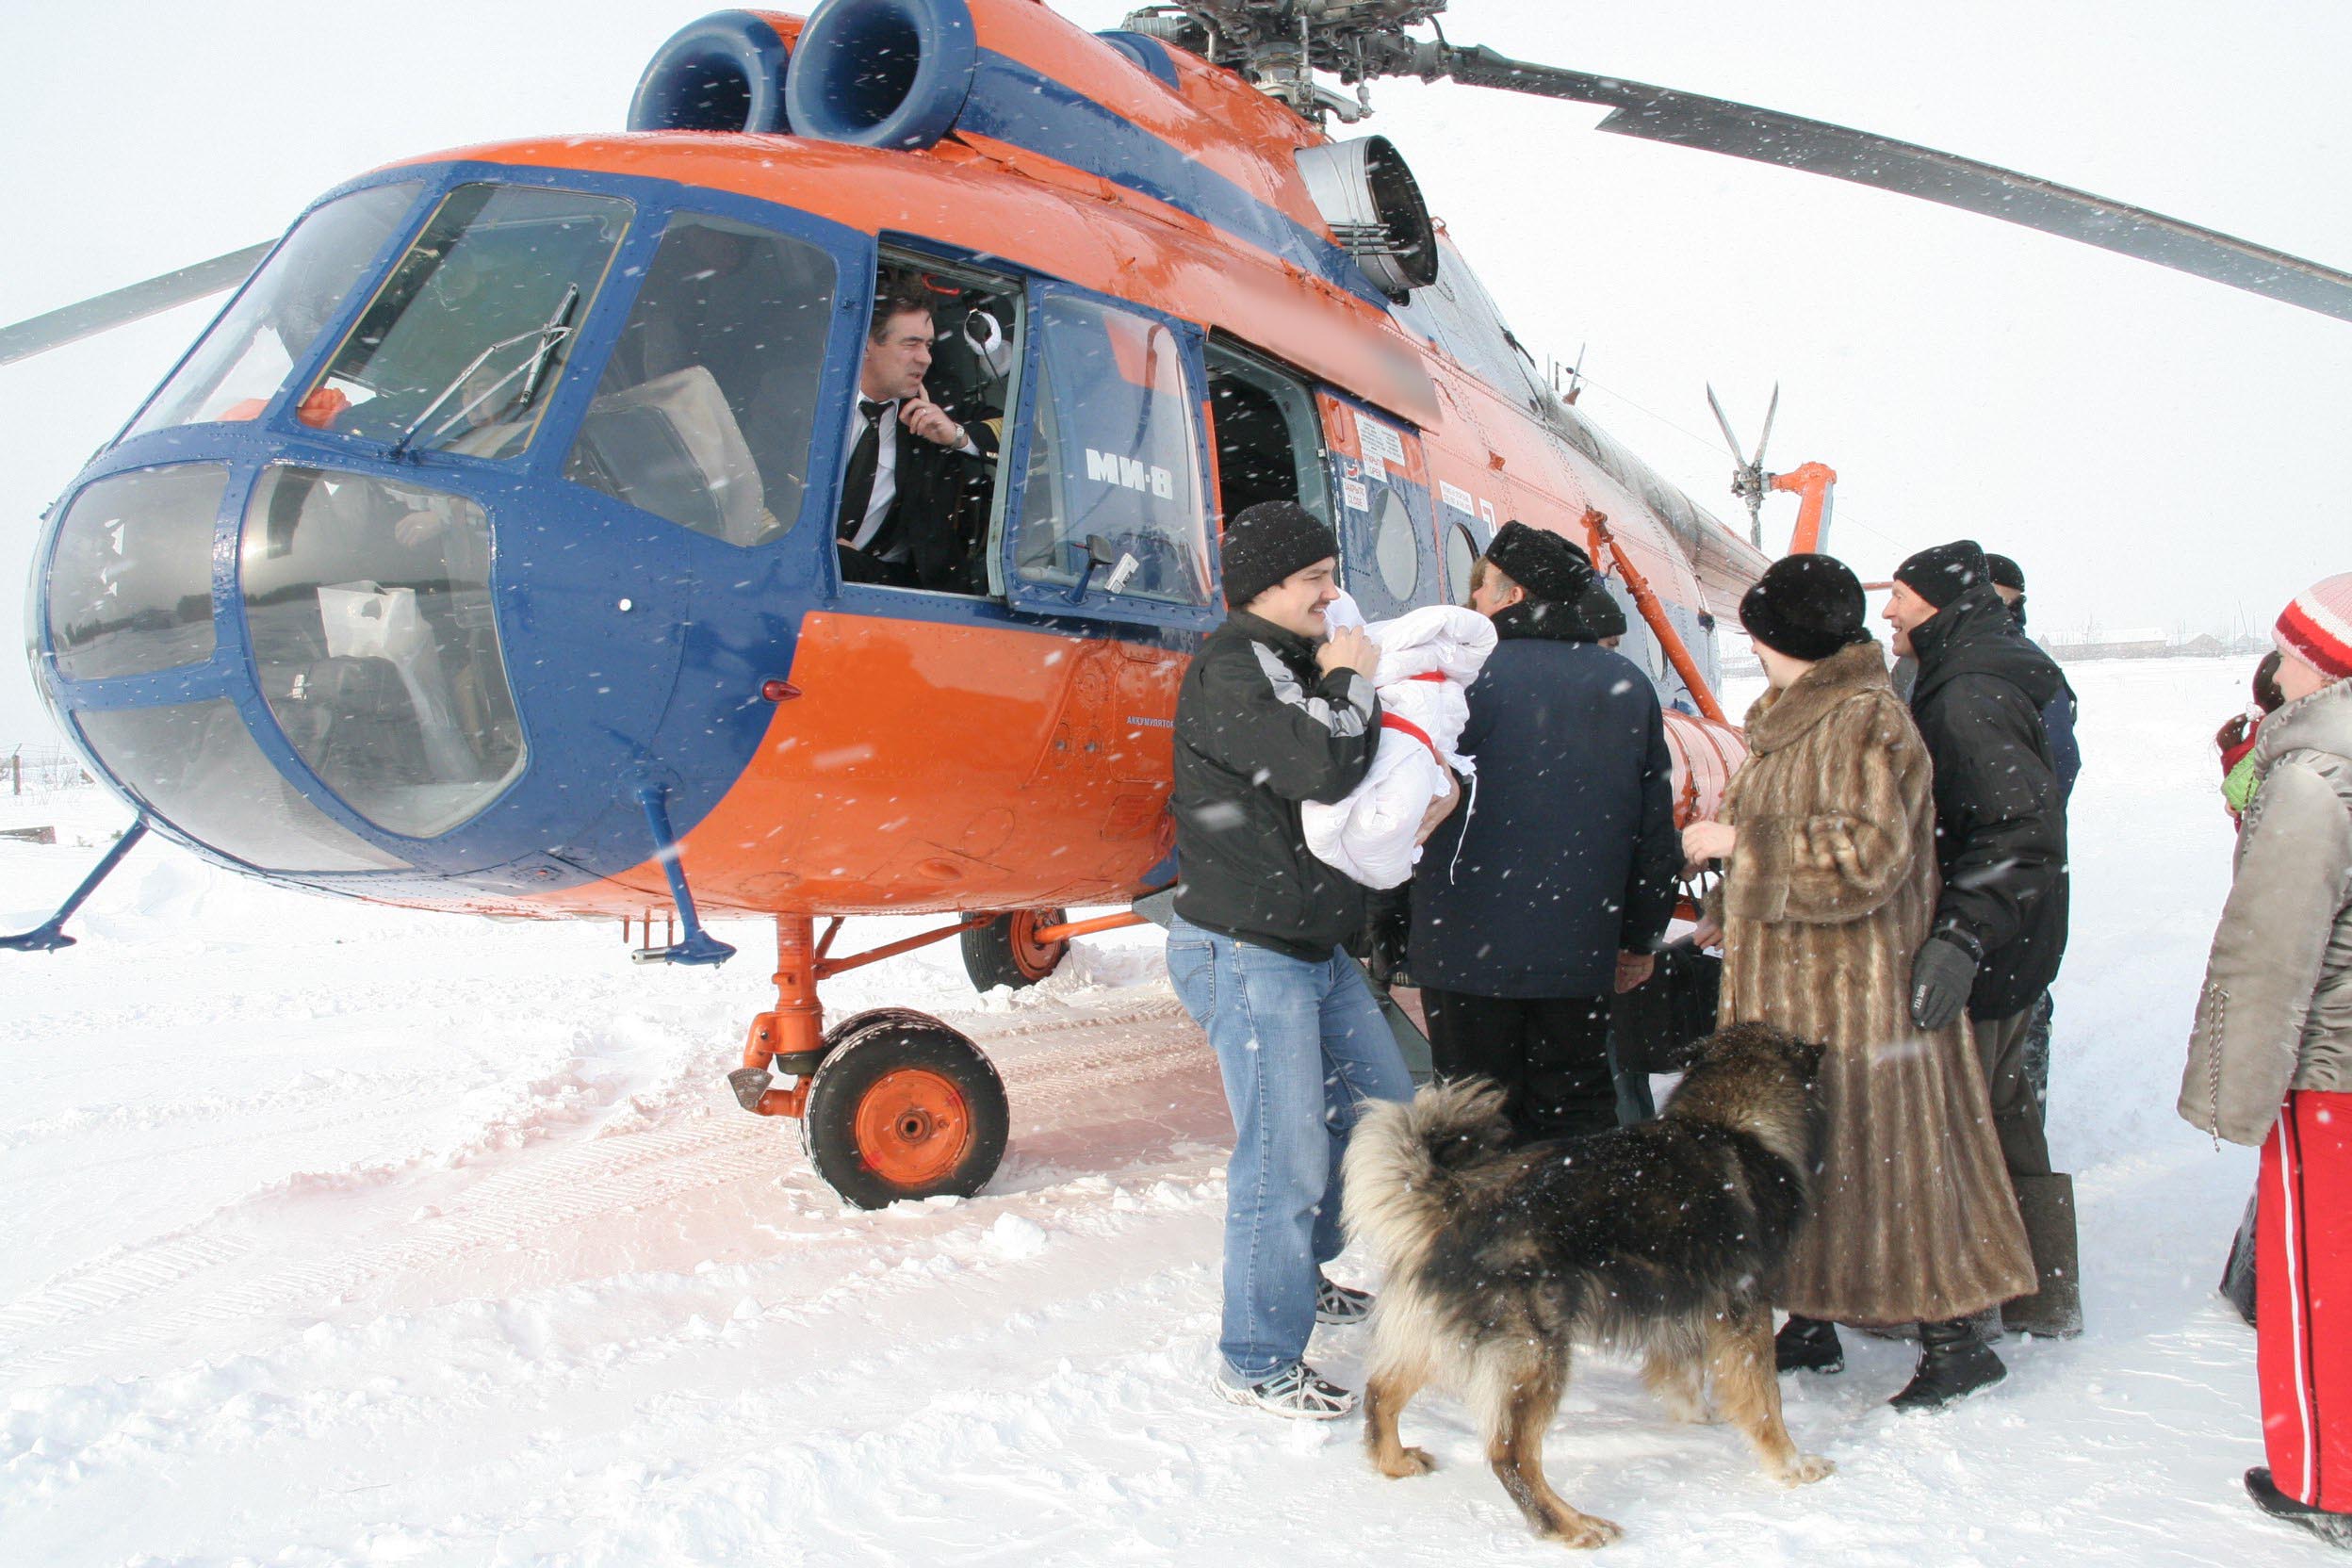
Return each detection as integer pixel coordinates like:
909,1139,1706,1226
387,283,580,460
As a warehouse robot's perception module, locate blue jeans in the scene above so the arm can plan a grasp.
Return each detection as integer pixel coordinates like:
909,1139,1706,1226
1166,916,1413,1380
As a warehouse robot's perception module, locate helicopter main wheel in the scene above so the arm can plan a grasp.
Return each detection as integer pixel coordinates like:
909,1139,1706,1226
960,907,1069,992
800,1017,1009,1209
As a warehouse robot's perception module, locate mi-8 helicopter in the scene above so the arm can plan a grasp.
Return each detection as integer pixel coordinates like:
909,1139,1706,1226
7,0,2347,1207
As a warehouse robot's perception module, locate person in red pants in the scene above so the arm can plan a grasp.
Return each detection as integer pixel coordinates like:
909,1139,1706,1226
2178,572,2352,1546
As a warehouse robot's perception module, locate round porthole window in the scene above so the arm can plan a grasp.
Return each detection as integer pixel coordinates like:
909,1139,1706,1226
1375,490,1418,601
1445,522,1478,605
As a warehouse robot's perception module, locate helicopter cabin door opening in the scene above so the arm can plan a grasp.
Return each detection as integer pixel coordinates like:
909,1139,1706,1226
1203,340,1332,537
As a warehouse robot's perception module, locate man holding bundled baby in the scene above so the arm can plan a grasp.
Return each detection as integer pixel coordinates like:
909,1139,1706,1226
1168,503,1674,1419
1167,499,1429,1420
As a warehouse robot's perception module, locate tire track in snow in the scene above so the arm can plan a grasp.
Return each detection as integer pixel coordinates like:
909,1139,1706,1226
0,998,1208,1388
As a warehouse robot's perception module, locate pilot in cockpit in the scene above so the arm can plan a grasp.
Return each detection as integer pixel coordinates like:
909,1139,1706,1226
836,271,1004,593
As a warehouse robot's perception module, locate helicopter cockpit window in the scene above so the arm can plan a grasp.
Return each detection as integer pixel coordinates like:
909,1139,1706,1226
47,464,227,681
1011,297,1209,607
240,465,527,840
564,213,837,547
76,698,403,874
122,181,423,439
303,184,631,455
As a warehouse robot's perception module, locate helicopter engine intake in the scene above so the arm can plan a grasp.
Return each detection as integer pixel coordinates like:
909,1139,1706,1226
628,9,803,135
784,0,980,151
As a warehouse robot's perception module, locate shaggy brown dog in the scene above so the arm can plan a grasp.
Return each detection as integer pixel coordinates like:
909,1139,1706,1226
1341,1022,1833,1546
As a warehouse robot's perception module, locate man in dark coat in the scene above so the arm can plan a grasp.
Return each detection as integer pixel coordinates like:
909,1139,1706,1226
1885,538,2080,1337
1167,499,1415,1419
1985,552,2081,800
835,273,1000,593
1984,550,2078,1250
1409,522,1681,1142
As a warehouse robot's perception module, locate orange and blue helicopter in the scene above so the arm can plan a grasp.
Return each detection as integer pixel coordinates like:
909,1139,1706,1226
8,0,2349,1206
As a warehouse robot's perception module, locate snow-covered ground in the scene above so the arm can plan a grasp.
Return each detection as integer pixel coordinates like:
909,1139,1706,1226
0,657,2314,1565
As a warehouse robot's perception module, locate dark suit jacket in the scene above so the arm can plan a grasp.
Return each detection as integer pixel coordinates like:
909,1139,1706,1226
841,410,1000,594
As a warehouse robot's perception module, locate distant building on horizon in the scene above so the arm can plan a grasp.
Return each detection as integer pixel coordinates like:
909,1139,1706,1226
2044,626,2175,662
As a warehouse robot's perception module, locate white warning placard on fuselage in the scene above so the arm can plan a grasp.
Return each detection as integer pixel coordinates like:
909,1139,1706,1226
1357,417,1408,474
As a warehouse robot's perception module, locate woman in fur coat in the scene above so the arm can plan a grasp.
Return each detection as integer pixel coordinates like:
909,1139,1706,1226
1683,554,2034,1409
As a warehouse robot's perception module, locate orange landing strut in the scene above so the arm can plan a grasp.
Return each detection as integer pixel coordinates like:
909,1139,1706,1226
730,906,1152,1119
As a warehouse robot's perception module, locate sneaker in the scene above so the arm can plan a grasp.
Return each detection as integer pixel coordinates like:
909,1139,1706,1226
2247,1467,2352,1547
1215,1361,1358,1420
1315,1275,1374,1326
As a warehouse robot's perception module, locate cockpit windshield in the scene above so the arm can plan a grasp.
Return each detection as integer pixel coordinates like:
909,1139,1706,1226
305,184,632,454
123,181,423,439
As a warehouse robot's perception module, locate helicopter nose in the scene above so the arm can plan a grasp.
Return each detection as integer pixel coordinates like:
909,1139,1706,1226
41,461,534,869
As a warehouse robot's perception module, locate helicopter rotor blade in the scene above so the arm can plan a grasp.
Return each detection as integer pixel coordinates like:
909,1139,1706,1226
0,241,273,368
1417,42,2352,325
1705,382,1744,458
1752,382,1779,470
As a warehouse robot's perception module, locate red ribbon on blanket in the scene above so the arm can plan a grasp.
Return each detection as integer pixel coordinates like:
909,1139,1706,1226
1381,711,1442,761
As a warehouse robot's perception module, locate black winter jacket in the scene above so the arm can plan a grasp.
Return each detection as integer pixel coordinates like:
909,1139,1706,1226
1409,610,1680,998
1907,583,2071,1021
1170,612,1380,960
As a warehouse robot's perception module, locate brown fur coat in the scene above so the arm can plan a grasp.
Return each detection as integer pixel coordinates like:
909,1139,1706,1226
1714,640,2033,1324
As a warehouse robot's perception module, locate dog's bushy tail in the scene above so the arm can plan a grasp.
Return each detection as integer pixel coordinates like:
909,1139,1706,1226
1343,1077,1511,1273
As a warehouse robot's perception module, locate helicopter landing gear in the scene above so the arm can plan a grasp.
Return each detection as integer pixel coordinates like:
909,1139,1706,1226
960,906,1069,991
727,908,1152,1204
800,1011,1009,1209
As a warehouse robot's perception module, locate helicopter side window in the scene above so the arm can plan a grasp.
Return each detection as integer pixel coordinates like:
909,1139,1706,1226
834,259,1020,594
564,213,837,547
1444,518,1481,606
303,184,632,455
1204,345,1331,530
1010,296,1210,608
123,181,423,439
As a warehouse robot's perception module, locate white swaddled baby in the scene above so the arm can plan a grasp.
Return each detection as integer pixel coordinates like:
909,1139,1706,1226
1303,594,1497,889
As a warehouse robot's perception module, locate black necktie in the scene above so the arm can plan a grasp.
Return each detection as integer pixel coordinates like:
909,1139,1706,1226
837,400,893,541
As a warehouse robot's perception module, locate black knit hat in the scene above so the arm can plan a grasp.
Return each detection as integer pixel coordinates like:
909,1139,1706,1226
1575,579,1627,640
1484,520,1593,605
1222,499,1338,610
1984,552,2030,629
1894,539,1989,610
1739,553,1871,661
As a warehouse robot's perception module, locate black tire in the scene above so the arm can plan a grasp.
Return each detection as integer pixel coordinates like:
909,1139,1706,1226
800,1018,1009,1209
960,907,1069,992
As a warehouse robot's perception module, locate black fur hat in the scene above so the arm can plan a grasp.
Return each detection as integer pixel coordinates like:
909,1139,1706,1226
1739,553,1871,661
1575,579,1628,640
1222,499,1338,610
1485,520,1593,605
1893,539,1989,610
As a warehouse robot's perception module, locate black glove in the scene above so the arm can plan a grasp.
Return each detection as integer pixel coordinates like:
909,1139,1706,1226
1909,935,1981,1032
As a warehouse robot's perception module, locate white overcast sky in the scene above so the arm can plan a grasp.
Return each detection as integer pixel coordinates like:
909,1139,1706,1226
3,0,2347,746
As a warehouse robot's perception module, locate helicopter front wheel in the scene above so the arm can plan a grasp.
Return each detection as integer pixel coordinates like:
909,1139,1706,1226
800,1015,1009,1209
